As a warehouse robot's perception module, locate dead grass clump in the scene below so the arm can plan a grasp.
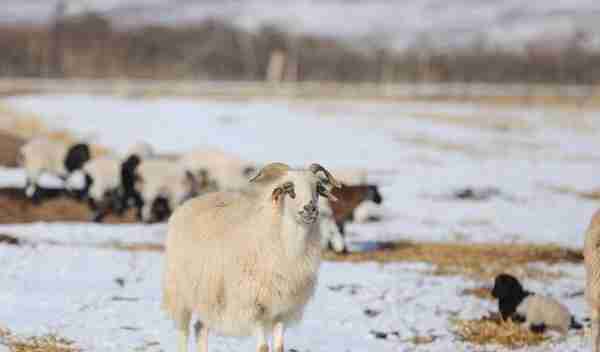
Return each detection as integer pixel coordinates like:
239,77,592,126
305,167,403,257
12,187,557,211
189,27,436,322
452,314,548,348
409,111,531,132
324,241,581,280
0,326,80,352
461,286,493,300
544,184,600,201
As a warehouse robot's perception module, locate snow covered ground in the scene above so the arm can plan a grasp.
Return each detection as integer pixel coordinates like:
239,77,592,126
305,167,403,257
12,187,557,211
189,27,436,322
4,94,599,247
0,94,598,351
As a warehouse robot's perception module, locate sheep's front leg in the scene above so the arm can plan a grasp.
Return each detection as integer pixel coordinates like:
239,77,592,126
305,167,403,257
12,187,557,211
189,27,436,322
177,328,189,352
255,324,269,352
593,309,600,352
194,321,208,352
273,322,285,352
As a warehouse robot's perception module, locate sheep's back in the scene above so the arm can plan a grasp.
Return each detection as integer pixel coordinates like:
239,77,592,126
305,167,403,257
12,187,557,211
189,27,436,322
21,138,69,175
518,295,570,333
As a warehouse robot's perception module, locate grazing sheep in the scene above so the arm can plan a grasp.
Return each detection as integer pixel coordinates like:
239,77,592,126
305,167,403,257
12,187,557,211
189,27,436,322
135,159,205,223
178,148,256,192
18,137,90,200
162,162,340,352
491,274,581,334
585,210,600,352
80,155,122,222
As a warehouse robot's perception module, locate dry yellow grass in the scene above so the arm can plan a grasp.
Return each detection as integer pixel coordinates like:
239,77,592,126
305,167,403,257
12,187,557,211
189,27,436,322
544,184,600,201
0,326,80,352
461,286,494,300
324,241,581,280
408,111,531,132
452,314,549,348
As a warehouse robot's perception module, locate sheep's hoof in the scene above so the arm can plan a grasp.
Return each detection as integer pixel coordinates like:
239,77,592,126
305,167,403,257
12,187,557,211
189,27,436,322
258,344,269,352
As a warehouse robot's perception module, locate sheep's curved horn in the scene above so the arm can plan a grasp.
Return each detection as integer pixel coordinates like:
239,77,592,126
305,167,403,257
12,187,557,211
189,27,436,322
249,162,290,183
309,163,341,188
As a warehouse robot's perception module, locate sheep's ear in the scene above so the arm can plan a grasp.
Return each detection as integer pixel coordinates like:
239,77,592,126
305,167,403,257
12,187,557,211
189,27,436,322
243,165,258,179
249,162,290,184
317,182,339,202
309,163,341,189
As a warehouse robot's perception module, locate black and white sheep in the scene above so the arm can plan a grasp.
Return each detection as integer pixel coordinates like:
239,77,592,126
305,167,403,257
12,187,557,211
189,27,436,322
18,137,90,200
178,148,256,192
134,159,207,223
491,273,581,334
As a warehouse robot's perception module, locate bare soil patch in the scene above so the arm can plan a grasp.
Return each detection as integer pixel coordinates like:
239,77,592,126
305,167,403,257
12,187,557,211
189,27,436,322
0,187,137,224
0,131,24,167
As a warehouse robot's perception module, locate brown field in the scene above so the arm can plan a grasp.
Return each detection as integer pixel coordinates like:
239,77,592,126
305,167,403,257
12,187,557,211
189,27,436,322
0,187,137,224
0,131,24,167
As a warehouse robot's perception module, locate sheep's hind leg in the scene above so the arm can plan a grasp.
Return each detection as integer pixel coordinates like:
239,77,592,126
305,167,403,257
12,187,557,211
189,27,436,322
194,321,208,352
592,309,600,352
273,322,285,352
255,324,269,352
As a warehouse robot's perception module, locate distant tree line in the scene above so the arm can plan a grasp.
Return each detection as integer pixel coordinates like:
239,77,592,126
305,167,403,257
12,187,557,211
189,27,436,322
0,11,598,84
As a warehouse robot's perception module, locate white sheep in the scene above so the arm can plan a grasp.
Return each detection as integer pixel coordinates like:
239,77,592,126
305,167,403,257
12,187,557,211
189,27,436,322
18,137,91,199
491,274,581,334
77,155,124,221
135,159,204,223
178,148,256,192
585,209,600,352
162,162,340,352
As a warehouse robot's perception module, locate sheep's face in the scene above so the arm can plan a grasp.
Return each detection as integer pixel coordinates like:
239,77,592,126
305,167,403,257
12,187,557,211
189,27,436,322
251,162,341,225
276,171,321,225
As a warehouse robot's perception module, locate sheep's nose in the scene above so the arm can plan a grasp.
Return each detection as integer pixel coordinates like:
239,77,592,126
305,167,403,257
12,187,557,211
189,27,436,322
304,203,316,213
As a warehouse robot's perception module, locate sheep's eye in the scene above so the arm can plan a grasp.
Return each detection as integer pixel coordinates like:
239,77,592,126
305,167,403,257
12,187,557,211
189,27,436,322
282,182,295,199
316,183,326,198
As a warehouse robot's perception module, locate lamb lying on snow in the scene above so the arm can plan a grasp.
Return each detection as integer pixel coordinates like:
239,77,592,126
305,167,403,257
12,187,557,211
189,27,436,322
491,273,582,334
162,162,340,352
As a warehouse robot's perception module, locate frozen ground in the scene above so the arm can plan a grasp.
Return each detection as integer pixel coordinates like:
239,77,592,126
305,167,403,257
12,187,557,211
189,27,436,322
0,94,598,351
0,241,590,352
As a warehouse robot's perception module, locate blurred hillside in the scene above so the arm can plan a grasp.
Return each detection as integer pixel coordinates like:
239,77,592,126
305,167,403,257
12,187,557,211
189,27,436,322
0,1,599,83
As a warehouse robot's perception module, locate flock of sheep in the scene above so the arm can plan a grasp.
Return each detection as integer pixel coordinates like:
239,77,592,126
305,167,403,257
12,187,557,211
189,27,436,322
17,136,384,254
17,135,600,352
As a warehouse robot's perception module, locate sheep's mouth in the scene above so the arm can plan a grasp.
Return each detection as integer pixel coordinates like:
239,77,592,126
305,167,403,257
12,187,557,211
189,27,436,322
298,212,318,224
